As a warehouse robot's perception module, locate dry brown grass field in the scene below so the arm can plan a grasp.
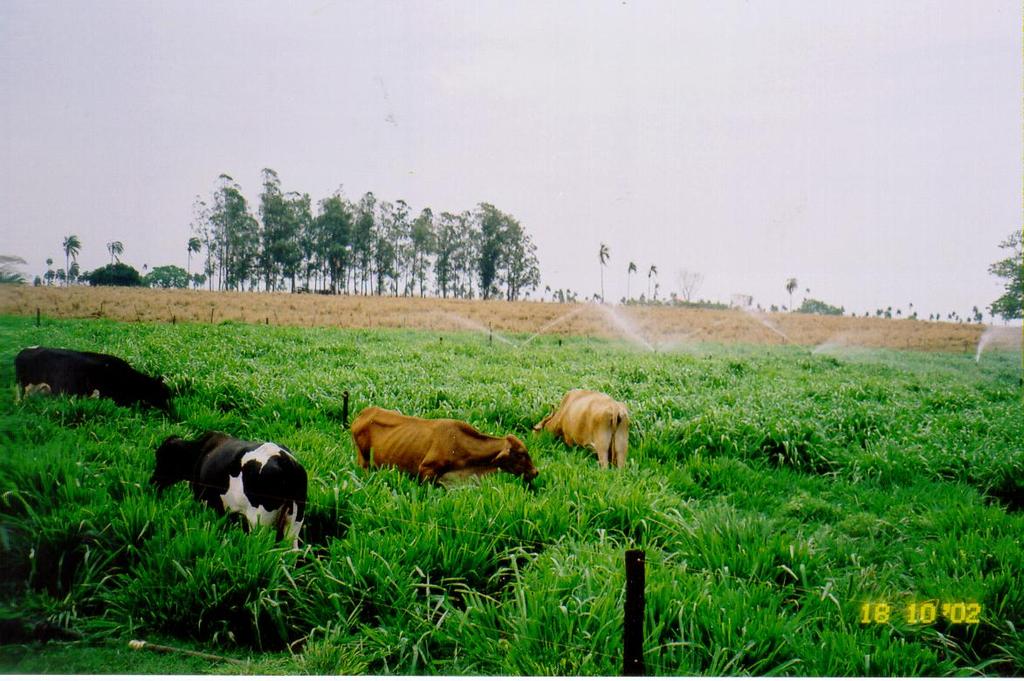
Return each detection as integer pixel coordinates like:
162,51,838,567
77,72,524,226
2,285,1019,354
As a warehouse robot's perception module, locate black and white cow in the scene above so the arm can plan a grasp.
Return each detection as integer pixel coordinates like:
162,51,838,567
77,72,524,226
14,346,171,410
150,431,307,547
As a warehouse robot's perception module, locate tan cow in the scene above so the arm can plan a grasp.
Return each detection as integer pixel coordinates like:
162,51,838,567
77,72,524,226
534,389,629,469
350,406,539,484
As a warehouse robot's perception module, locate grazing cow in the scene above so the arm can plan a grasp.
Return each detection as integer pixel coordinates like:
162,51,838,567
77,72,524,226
150,431,307,547
14,346,170,410
534,389,630,469
350,406,539,484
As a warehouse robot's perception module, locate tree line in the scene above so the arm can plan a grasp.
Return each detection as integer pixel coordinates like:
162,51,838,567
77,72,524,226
190,169,540,300
24,197,1021,323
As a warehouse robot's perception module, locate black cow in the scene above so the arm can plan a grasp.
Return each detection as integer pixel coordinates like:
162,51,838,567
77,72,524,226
151,431,307,547
14,346,171,410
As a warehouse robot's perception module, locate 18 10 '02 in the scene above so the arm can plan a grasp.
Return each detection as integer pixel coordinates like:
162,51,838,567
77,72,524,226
860,601,981,625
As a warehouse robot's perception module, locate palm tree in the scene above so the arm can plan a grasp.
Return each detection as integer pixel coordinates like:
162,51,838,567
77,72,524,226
598,243,609,303
187,237,202,288
107,240,124,264
785,277,797,311
647,264,658,301
627,261,637,301
62,235,81,287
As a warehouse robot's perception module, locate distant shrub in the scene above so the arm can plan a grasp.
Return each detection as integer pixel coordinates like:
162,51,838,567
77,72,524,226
83,263,143,287
144,265,189,289
672,298,729,310
797,298,844,316
624,297,729,309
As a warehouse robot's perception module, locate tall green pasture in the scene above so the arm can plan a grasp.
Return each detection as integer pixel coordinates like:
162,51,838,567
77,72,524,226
0,315,1021,675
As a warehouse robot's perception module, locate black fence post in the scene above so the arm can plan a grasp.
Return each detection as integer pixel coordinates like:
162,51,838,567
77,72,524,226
342,390,350,428
624,549,646,676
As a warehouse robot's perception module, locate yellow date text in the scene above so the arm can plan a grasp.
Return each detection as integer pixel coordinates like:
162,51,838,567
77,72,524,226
859,601,981,625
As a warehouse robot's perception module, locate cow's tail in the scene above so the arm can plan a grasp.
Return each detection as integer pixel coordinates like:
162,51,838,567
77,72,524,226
606,410,619,467
275,501,294,543
609,405,629,469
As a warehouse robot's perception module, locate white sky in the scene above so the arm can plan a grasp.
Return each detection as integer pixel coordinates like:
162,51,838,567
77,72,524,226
1,1,1020,319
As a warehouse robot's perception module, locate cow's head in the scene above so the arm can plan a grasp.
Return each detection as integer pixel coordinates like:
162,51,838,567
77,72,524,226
494,435,539,482
145,375,172,412
150,434,200,492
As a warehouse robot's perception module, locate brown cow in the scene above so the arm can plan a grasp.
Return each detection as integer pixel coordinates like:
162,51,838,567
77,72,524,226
350,406,539,484
534,389,629,469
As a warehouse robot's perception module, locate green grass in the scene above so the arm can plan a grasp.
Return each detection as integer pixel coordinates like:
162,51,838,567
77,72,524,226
0,314,1021,675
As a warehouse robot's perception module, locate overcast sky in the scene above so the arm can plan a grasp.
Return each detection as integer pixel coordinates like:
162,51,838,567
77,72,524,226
2,1,1020,319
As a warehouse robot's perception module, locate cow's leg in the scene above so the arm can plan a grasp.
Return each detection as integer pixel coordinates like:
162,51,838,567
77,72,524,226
438,468,476,488
417,460,442,483
591,430,612,469
417,451,448,484
352,432,372,469
23,383,51,399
